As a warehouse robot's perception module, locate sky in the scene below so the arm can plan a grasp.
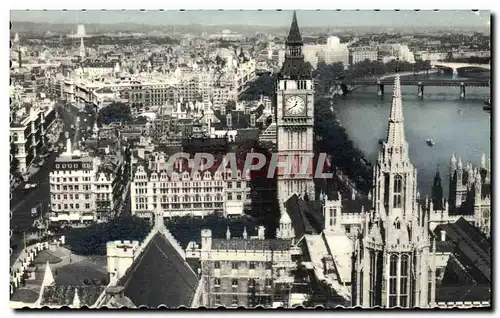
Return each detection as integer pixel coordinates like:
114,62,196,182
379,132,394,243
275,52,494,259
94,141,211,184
10,10,491,28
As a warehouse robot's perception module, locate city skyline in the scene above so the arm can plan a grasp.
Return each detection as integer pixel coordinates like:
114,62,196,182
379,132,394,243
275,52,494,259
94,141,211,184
9,9,491,310
11,10,491,28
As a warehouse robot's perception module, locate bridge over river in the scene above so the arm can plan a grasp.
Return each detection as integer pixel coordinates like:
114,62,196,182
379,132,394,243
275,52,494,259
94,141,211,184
330,73,490,99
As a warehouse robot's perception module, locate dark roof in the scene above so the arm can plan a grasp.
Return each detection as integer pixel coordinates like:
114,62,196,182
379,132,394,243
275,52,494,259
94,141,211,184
118,233,199,308
211,238,291,251
278,58,312,80
285,194,323,240
286,11,303,45
11,289,39,303
434,218,491,283
182,136,229,154
213,110,251,130
436,240,456,253
341,197,372,214
436,285,491,303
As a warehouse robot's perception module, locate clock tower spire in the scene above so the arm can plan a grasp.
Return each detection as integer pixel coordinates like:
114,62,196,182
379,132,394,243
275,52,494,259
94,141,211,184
276,11,315,204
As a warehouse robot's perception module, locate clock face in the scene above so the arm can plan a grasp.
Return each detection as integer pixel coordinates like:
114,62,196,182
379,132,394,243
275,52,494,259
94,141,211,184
285,96,306,116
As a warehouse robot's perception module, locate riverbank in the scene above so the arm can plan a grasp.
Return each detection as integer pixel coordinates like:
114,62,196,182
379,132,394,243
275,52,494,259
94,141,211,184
331,78,490,195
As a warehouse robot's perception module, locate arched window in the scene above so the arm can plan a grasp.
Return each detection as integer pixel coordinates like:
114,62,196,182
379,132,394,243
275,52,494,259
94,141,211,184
205,194,210,202
394,218,401,230
389,254,398,307
184,195,189,202
393,175,403,208
399,254,410,307
12,133,18,142
195,194,200,202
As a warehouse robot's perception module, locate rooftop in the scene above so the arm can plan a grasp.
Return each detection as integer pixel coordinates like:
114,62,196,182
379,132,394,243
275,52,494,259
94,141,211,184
211,238,291,251
117,232,199,308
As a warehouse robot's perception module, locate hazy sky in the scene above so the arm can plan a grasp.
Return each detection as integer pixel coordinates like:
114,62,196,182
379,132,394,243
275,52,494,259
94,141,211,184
10,10,490,28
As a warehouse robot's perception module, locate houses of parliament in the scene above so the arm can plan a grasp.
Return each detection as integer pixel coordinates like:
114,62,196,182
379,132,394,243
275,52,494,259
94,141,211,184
273,11,491,308
23,11,490,309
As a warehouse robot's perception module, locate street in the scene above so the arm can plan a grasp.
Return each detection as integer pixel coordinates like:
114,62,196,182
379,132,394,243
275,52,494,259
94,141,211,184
10,103,95,265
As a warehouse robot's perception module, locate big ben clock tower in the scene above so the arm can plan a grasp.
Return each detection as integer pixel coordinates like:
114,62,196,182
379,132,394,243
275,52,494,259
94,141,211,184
276,11,315,203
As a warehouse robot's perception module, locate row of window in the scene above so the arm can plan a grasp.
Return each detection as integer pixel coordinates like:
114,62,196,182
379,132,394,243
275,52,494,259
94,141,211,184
55,163,92,169
52,203,92,210
52,193,92,200
213,278,272,288
52,176,93,183
134,194,234,203
134,202,224,210
51,184,94,191
213,261,272,270
135,170,245,181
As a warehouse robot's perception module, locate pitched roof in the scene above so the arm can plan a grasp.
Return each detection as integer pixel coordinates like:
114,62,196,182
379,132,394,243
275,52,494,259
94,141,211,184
286,11,303,45
436,285,491,303
434,218,491,283
118,233,199,308
278,59,312,80
285,194,323,240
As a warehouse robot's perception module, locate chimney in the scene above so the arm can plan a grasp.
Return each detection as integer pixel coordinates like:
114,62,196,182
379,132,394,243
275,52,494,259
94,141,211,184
440,230,446,242
257,226,265,240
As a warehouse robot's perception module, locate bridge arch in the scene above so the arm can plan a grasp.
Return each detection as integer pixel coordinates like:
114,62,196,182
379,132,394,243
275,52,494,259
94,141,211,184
432,62,490,75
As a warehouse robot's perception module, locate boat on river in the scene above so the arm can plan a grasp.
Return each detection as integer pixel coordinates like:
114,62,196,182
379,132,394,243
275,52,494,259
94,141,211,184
426,138,435,147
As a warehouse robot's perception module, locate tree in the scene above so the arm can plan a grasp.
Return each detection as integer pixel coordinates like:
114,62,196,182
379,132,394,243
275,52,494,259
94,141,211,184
165,213,260,248
225,100,236,112
10,141,20,177
97,102,133,126
65,216,152,255
314,98,373,194
239,74,276,101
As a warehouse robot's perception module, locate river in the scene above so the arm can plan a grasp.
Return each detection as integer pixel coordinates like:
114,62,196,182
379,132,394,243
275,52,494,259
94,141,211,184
330,74,491,196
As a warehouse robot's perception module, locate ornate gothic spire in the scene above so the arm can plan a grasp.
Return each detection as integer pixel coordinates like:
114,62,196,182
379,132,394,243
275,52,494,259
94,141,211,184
386,75,406,147
286,11,303,45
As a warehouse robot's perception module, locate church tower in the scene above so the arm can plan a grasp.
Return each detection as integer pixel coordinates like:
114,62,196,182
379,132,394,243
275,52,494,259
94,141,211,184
352,76,432,308
276,11,315,203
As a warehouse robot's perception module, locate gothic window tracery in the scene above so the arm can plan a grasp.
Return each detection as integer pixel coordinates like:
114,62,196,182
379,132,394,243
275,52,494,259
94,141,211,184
394,219,401,230
389,254,398,307
400,254,410,307
394,175,403,208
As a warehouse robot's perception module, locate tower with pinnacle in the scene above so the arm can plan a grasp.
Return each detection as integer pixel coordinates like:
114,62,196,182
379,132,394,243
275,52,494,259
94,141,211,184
276,11,315,206
351,76,433,308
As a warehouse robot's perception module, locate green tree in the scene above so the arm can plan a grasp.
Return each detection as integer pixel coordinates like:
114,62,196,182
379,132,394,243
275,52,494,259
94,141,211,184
165,213,260,248
239,74,276,101
10,141,20,177
97,102,133,125
65,216,152,255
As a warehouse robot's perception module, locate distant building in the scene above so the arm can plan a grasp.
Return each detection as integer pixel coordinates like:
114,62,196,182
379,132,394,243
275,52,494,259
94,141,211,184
186,221,301,307
350,46,379,64
10,101,56,174
130,152,251,220
48,138,131,225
